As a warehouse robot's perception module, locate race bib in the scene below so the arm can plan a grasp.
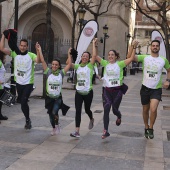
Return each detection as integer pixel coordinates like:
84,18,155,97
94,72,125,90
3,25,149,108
17,69,26,79
108,78,120,87
146,71,158,80
48,83,61,96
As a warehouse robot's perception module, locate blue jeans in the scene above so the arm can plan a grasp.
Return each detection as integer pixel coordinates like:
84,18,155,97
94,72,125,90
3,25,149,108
48,97,62,128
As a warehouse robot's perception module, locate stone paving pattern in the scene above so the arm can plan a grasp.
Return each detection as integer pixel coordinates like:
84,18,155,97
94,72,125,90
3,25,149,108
0,71,170,170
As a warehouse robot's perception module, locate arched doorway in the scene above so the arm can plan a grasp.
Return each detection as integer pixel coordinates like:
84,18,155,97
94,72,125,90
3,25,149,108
31,23,54,63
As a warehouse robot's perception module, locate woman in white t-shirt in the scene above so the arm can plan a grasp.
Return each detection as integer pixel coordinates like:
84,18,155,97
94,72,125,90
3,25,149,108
36,44,72,135
96,40,138,139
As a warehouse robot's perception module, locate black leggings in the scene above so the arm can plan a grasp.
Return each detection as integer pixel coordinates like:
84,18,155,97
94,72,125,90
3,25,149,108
103,87,123,131
16,83,33,121
75,90,93,127
0,89,4,116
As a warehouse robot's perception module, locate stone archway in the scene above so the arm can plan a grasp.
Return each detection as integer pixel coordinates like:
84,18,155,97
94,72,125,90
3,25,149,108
32,23,54,63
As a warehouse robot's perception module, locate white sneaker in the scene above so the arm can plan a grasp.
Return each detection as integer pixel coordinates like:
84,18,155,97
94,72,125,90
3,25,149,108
55,125,61,134
51,128,57,136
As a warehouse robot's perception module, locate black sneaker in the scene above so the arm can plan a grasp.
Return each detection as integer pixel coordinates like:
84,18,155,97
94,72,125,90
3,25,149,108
148,128,154,139
116,118,121,126
0,115,8,120
25,119,32,130
101,130,110,139
70,131,80,138
144,128,149,139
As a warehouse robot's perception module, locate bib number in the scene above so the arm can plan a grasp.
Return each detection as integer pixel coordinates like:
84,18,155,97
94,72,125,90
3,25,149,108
108,79,120,87
146,71,158,80
17,70,26,78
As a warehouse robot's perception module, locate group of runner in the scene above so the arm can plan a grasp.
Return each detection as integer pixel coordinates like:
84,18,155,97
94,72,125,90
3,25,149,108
0,30,170,140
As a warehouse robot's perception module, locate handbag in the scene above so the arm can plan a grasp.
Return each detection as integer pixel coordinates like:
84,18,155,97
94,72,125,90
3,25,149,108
121,83,128,95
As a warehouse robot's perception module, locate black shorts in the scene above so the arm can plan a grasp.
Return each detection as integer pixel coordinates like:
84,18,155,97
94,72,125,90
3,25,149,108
140,85,162,105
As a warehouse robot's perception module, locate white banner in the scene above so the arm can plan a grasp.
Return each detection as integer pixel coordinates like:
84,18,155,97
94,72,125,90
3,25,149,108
151,30,166,58
75,20,99,64
151,30,166,73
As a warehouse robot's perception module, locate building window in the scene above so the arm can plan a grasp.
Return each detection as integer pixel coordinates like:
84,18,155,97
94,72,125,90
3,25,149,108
143,0,158,6
142,14,157,23
145,30,152,38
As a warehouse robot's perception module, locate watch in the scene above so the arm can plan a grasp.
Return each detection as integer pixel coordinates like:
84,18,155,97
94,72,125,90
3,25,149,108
166,79,170,82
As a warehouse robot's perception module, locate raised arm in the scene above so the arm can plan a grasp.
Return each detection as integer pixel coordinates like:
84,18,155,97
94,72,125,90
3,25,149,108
64,48,72,73
34,42,41,63
0,34,11,55
124,40,138,66
95,55,102,63
90,38,98,65
35,43,47,71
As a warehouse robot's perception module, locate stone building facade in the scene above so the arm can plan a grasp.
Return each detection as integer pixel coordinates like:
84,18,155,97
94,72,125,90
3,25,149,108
0,0,134,66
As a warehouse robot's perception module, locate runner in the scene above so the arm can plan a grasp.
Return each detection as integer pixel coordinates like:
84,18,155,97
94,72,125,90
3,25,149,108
36,44,72,135
0,51,8,121
70,38,97,138
0,34,40,129
95,40,138,139
132,40,170,139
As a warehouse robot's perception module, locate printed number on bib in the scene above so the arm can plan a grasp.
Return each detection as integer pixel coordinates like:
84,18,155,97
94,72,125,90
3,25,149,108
17,70,26,78
146,71,158,81
109,79,120,87
77,79,86,87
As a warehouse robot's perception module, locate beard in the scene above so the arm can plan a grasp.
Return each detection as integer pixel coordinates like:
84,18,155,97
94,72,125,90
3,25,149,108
151,49,159,54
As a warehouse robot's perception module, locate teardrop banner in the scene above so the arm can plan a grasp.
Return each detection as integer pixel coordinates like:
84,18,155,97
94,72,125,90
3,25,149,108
75,20,99,64
151,30,166,58
151,30,167,73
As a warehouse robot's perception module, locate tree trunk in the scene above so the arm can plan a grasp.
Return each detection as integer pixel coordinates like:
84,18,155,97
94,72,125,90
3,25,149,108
43,0,51,97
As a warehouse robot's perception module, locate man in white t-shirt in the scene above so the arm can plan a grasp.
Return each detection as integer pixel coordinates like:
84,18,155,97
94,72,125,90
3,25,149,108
133,40,170,139
0,34,40,130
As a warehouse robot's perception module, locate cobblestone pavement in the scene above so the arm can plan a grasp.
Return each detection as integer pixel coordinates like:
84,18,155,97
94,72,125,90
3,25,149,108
0,71,170,170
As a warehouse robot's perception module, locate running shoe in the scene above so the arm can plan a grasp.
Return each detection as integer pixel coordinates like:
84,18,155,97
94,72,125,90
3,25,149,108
70,131,80,138
55,125,61,134
148,128,154,139
144,128,149,139
116,117,121,126
51,128,57,136
24,119,32,130
0,115,8,120
88,118,94,129
101,130,110,139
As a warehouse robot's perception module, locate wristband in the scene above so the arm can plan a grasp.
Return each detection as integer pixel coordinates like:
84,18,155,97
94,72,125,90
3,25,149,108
166,79,170,82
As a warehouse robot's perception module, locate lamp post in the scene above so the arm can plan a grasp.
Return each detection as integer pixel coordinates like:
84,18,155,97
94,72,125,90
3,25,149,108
10,0,19,96
126,33,131,55
101,25,109,77
123,33,131,76
78,7,86,32
102,25,109,58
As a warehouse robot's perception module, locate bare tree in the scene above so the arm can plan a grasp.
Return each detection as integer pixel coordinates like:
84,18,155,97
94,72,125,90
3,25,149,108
75,0,113,22
130,0,170,60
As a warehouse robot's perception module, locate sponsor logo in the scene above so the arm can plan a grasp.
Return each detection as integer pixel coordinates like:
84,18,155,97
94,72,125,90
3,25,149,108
154,36,162,43
83,27,94,37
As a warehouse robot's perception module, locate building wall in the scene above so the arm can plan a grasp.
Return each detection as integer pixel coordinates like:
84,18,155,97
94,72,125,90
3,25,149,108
0,0,132,65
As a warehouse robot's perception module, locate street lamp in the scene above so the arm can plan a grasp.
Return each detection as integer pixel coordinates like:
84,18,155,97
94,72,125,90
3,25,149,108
78,7,86,31
126,33,131,55
10,0,19,96
101,24,109,77
123,33,131,76
102,24,109,58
